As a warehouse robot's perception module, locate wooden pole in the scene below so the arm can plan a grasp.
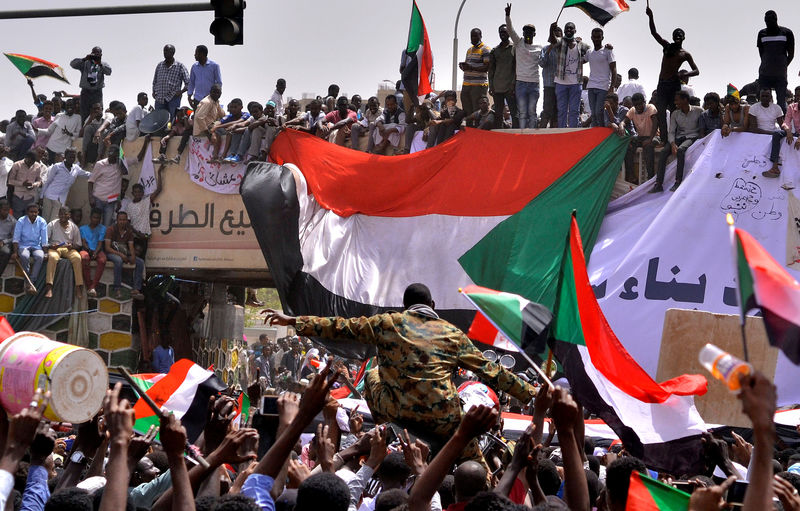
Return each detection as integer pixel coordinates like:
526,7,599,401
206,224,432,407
15,258,37,294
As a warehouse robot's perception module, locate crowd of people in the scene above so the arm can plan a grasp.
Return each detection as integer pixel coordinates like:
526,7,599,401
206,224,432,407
0,4,799,511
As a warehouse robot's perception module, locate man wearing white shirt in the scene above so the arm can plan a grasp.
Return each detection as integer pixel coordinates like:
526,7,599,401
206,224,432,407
585,28,616,127
750,88,787,178
0,145,12,199
44,99,81,164
40,148,90,221
125,93,149,141
505,4,542,129
269,78,287,116
616,68,647,103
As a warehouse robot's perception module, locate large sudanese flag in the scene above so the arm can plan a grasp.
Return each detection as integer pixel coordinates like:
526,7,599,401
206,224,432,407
241,127,628,359
550,214,708,475
400,0,434,104
564,0,630,26
734,226,800,364
4,53,70,83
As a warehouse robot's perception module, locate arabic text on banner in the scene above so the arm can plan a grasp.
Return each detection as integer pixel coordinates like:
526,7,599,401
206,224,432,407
185,137,245,194
138,144,158,196
587,131,800,405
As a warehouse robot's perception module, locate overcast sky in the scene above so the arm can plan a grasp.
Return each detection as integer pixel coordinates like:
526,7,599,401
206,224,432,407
1,0,799,116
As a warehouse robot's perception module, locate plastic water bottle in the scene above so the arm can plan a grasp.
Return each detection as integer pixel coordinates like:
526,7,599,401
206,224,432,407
698,343,752,393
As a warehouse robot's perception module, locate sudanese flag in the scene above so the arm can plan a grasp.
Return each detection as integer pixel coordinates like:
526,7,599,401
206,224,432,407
4,53,69,83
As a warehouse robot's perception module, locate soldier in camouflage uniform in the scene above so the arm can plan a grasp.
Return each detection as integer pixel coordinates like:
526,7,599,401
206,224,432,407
262,283,536,468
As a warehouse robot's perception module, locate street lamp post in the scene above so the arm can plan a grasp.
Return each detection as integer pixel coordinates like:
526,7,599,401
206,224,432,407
452,0,467,91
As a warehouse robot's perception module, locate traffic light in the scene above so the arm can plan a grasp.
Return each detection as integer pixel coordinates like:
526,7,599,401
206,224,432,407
210,0,245,46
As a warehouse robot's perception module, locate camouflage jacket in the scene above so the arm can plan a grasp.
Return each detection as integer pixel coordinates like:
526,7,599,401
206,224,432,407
295,310,536,427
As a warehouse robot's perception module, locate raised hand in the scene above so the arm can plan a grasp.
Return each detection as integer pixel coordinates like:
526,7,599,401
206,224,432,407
729,431,752,467
550,387,580,431
687,475,735,511
126,425,157,470
298,360,338,421
737,371,776,430
773,475,800,511
278,392,300,429
204,395,237,453
104,383,134,446
367,425,389,468
210,427,260,465
456,405,498,440
348,405,364,436
159,413,188,458
400,429,429,475
30,422,56,466
260,308,296,326
287,459,312,488
315,423,336,472
505,3,511,16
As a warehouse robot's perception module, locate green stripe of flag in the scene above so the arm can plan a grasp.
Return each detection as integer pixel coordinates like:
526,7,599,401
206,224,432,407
552,238,586,346
459,133,629,310
628,471,690,510
735,236,756,319
406,2,424,53
5,54,34,73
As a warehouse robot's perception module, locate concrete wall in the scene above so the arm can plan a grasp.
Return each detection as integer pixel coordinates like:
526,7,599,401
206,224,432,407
0,261,138,369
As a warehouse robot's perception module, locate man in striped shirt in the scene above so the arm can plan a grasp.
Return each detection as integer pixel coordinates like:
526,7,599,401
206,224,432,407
459,28,492,120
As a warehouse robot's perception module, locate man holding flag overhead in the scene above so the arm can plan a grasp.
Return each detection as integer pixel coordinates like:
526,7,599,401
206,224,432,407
262,283,536,466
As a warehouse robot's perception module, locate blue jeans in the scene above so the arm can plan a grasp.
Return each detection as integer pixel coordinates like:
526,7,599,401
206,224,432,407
555,83,582,128
107,253,144,290
92,199,117,227
588,88,608,127
515,81,540,129
19,247,44,281
155,96,182,120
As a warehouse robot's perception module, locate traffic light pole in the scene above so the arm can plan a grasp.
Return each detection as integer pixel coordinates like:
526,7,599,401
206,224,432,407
0,3,213,20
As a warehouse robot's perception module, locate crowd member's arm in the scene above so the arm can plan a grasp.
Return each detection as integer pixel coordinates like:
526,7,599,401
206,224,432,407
457,338,536,406
523,444,547,505
99,383,135,511
27,80,40,107
504,4,520,44
645,6,668,48
687,475,736,511
19,411,54,511
160,413,195,511
56,413,105,490
0,390,48,511
551,387,590,511
495,423,534,497
532,383,553,445
242,365,338,509
151,427,259,510
348,426,388,510
408,405,498,511
315,423,336,473
400,429,429,478
263,309,383,346
738,371,776,511
773,475,800,511
125,427,156,475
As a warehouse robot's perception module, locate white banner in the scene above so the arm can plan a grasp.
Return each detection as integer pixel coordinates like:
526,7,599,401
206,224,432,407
138,144,158,196
588,131,800,405
185,137,246,194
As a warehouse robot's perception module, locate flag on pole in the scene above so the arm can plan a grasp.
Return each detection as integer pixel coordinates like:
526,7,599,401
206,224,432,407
626,471,690,510
461,285,552,355
4,53,69,83
733,226,800,364
132,359,226,442
401,0,434,103
563,0,630,26
551,213,708,475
